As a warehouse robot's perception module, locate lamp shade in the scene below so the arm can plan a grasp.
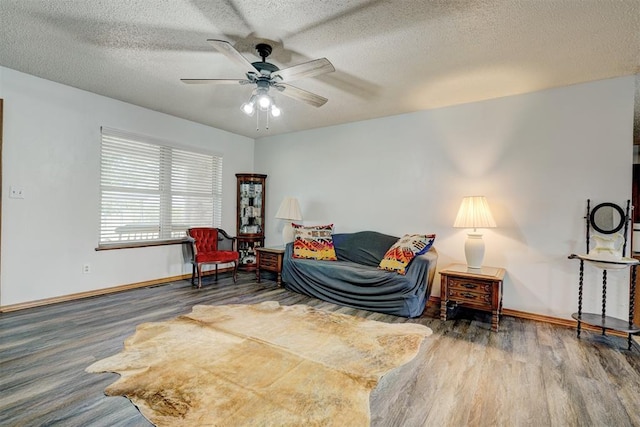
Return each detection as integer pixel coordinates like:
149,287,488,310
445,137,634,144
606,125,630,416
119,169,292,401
453,196,497,231
275,197,303,221
276,197,302,245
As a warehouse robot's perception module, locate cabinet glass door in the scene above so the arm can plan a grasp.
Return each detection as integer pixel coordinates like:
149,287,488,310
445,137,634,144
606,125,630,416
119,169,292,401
238,180,263,236
236,173,266,271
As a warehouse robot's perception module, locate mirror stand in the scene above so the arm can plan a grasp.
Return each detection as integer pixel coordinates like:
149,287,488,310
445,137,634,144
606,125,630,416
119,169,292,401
569,199,639,350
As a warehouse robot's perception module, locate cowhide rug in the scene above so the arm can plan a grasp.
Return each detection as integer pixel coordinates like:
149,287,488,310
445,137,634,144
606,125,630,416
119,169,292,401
86,301,432,426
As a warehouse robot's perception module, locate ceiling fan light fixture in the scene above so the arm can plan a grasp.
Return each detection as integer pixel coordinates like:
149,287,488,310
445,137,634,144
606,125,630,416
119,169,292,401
241,93,258,116
271,104,281,117
241,101,255,116
258,93,272,110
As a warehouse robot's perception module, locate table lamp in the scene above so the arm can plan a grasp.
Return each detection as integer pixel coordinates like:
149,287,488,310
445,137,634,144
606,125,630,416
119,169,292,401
453,196,496,269
275,197,302,244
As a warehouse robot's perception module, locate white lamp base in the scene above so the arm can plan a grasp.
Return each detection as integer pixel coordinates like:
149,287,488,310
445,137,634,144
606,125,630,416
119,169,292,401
282,222,295,245
464,232,485,269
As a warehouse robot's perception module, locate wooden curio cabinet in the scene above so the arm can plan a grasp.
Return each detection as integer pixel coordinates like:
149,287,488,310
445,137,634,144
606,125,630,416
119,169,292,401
236,173,267,270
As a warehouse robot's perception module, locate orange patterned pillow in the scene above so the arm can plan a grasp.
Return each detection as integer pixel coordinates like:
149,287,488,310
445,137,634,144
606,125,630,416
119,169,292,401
378,234,436,274
292,223,337,261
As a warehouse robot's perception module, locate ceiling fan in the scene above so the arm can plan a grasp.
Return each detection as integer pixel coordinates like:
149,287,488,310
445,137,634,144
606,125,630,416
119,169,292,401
181,39,335,118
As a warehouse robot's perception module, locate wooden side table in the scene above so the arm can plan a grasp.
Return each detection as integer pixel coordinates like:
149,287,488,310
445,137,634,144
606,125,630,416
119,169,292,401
255,247,285,286
439,263,505,332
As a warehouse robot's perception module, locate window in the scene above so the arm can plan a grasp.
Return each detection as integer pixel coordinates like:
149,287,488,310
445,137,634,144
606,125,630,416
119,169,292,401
99,127,222,247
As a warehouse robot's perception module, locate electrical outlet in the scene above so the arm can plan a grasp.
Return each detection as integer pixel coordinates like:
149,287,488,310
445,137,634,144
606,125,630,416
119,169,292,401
9,186,24,199
82,264,91,274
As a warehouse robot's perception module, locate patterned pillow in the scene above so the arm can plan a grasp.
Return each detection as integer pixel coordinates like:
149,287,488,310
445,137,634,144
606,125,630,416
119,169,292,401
378,234,436,275
292,223,338,261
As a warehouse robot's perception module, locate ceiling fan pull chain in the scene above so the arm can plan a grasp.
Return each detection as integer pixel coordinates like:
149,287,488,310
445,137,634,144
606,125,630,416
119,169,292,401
266,109,270,130
256,109,260,131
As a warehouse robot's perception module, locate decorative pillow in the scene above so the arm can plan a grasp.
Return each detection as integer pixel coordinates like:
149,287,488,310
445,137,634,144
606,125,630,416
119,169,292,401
378,234,436,275
292,223,338,261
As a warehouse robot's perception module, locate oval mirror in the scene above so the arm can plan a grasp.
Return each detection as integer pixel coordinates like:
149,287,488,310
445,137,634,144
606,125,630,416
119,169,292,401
590,202,625,234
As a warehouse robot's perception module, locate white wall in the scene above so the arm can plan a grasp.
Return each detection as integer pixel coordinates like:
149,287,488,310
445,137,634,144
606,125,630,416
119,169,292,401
0,67,254,306
256,76,636,320
2,69,636,320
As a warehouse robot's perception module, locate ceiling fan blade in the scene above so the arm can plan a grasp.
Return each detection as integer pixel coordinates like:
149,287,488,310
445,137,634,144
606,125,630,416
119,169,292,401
272,58,335,82
207,39,259,73
276,83,328,107
181,79,251,85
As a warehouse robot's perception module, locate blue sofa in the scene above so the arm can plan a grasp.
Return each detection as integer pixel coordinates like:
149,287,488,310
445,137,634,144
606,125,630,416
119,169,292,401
282,231,438,317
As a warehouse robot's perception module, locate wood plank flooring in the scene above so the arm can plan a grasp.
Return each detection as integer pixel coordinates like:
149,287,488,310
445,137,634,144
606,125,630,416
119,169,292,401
2,272,640,426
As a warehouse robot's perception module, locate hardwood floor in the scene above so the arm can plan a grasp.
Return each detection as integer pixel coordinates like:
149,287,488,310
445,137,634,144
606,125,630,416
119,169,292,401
2,272,640,426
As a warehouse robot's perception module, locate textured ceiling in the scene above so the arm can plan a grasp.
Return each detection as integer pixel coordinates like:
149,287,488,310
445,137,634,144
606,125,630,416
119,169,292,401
1,0,639,140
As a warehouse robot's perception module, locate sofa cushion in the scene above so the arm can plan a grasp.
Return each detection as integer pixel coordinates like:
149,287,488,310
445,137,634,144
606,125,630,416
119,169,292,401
292,223,338,261
333,231,400,267
378,234,436,275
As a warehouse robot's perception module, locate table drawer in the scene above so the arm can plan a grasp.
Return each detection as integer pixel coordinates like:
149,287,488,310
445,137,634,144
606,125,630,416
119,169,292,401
447,288,492,306
260,253,279,266
448,278,492,295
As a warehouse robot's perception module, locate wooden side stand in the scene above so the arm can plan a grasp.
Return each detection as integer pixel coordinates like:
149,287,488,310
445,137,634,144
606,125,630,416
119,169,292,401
440,264,505,332
256,247,285,286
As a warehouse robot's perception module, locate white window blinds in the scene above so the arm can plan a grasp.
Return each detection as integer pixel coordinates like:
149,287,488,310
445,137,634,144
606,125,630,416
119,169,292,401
99,127,222,246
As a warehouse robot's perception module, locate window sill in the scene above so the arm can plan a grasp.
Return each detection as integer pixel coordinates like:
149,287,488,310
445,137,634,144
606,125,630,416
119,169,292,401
96,238,190,251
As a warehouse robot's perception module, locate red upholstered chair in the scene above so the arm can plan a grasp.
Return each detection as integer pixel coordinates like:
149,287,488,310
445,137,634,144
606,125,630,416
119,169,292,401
186,228,239,288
